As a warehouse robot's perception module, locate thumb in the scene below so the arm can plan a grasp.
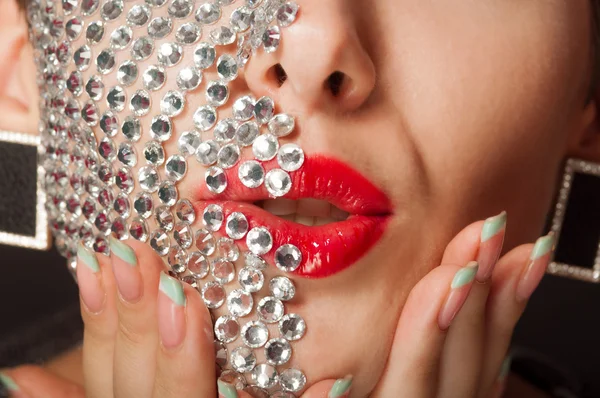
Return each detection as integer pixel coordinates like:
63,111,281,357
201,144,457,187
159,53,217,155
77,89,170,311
300,376,353,398
0,365,85,398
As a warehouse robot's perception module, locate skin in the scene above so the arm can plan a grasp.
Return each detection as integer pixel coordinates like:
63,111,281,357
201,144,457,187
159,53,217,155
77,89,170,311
1,0,599,397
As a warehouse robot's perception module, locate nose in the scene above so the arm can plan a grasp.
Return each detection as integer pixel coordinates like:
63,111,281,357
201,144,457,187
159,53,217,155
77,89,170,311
244,0,376,114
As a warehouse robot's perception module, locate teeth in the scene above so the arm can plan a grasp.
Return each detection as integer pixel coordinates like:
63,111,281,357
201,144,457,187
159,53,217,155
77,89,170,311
297,198,331,218
256,198,350,225
294,215,314,226
331,206,350,221
261,198,297,215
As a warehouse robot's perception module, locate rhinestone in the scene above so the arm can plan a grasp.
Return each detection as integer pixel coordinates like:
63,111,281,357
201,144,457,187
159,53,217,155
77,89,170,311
99,111,118,136
142,65,166,91
279,314,306,341
176,66,202,91
235,122,259,147
113,193,130,217
265,169,292,197
245,252,267,270
277,2,299,27
115,167,134,193
224,212,248,240
168,246,188,273
231,347,256,373
230,6,252,32
146,0,167,7
177,131,201,157
210,26,235,45
148,17,172,39
227,289,253,318
94,211,111,234
158,42,183,66
217,237,240,261
268,114,295,137
165,155,187,181
269,276,295,301
86,21,104,44
67,71,84,96
150,229,170,256
96,49,116,74
98,187,115,208
251,364,278,389
215,340,228,368
93,236,110,255
117,142,136,167
277,143,304,172
66,195,82,216
264,338,291,366
257,296,284,323
122,116,142,142
206,81,229,107
246,227,273,255
254,97,275,125
175,200,195,223
155,205,174,231
168,0,193,18
116,61,138,86
150,115,172,142
74,45,92,70
66,17,84,40
65,99,80,120
196,140,219,165
107,86,126,112
214,119,237,142
101,0,123,20
160,90,185,117
129,89,151,116
263,25,280,53
98,137,116,161
205,166,227,193
233,95,255,121
158,181,178,206
202,204,223,231
193,105,217,131
85,176,102,198
202,281,226,308
238,267,264,293
176,22,201,44
174,222,193,249
85,75,103,100
131,37,154,61
138,166,160,192
217,144,240,169
143,141,165,165
134,192,153,218
215,315,240,343
241,320,269,348
98,163,115,184
244,386,268,398
253,134,279,161
110,25,132,49
62,0,78,15
274,244,302,272
280,369,306,393
193,42,216,69
188,251,209,278
82,197,97,218
195,228,216,255
127,4,151,26
238,160,265,189
211,258,235,284
195,2,221,24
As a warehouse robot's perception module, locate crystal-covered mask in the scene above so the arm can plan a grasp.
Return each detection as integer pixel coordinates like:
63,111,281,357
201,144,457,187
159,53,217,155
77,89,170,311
28,0,308,395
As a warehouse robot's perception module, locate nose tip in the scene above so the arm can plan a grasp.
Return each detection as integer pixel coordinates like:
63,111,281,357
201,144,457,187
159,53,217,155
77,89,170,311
244,2,376,114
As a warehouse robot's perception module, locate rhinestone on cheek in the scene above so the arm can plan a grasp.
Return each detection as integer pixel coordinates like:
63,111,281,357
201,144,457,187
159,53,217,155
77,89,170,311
214,315,240,343
201,281,226,309
269,276,295,301
241,320,269,348
238,266,264,293
279,368,306,393
251,364,279,389
279,313,306,341
226,288,253,317
230,346,256,373
257,296,285,323
264,338,292,366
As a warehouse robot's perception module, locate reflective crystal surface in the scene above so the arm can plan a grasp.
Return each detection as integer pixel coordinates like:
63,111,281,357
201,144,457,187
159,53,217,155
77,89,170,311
149,228,170,256
205,166,227,193
188,251,209,278
246,227,273,255
217,144,240,169
275,244,302,272
202,204,224,231
202,281,226,309
253,133,279,161
238,267,264,293
238,160,265,188
257,296,284,323
268,113,295,137
177,131,201,156
215,316,240,343
193,105,218,131
160,90,185,117
196,140,219,166
206,81,229,107
265,168,292,197
241,320,269,348
193,42,216,69
143,65,166,91
212,259,235,284
175,199,195,223
231,347,256,373
279,368,306,393
225,212,249,240
195,228,216,256
279,314,306,341
148,17,172,39
177,66,202,91
251,364,278,389
143,141,165,165
158,181,178,206
150,115,173,142
254,96,275,125
232,95,255,121
278,143,304,172
227,289,253,317
265,338,292,366
130,89,151,116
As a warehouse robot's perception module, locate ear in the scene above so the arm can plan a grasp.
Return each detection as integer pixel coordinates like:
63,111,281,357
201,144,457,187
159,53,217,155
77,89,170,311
0,0,39,134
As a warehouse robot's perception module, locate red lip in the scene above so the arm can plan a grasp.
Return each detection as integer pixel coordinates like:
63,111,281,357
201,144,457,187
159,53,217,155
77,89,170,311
193,156,392,278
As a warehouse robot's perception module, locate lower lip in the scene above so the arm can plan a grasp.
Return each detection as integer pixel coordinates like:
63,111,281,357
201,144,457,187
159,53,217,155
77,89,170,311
193,201,390,278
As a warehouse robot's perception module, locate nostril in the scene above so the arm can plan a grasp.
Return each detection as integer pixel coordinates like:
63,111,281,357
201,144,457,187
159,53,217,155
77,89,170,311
273,63,288,87
326,71,346,97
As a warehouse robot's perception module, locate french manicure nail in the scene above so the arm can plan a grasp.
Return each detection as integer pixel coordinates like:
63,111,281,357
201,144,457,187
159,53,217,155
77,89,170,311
158,272,187,349
516,234,554,302
76,244,104,314
0,372,19,397
438,261,479,330
109,237,142,303
329,375,353,398
477,211,507,282
497,355,512,382
217,379,238,398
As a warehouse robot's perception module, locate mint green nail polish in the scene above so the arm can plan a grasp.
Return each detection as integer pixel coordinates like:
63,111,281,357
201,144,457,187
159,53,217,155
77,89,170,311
531,234,554,260
329,376,353,398
109,237,137,266
159,273,186,306
481,211,507,242
217,379,238,398
0,372,19,391
451,261,479,289
498,355,512,381
78,243,100,273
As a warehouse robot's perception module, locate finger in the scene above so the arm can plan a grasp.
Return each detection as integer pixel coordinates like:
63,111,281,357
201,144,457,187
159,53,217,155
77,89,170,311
216,380,253,398
479,234,554,396
1,365,85,398
437,212,507,398
300,376,353,398
153,274,216,398
77,244,119,398
371,261,478,398
109,238,165,398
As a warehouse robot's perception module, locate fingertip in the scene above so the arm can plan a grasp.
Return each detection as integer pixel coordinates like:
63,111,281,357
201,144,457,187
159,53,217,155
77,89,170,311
441,220,485,266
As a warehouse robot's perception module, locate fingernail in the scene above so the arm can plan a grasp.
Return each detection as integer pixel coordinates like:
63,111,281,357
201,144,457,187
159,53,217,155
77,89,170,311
477,211,507,282
76,244,104,314
516,234,554,302
217,380,238,398
498,355,512,382
158,272,186,349
438,261,479,330
109,237,142,303
0,372,19,397
328,375,353,398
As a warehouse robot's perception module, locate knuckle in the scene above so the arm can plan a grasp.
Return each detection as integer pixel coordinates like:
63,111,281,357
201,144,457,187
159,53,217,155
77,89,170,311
118,317,148,347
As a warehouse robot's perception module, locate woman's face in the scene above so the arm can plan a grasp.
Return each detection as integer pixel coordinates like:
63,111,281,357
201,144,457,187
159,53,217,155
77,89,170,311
21,0,596,395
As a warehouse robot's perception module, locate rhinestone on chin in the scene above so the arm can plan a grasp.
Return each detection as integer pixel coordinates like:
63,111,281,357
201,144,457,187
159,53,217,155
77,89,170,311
279,368,306,393
279,314,306,341
149,228,170,256
245,252,268,270
251,364,278,389
246,227,273,255
241,320,269,348
265,338,292,366
238,267,264,293
269,276,295,301
230,346,256,373
195,228,216,256
214,315,240,343
227,289,253,317
188,251,209,278
202,281,226,309
257,296,285,323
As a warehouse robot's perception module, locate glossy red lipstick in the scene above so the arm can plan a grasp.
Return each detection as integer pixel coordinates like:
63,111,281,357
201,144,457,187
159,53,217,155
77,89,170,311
194,156,392,278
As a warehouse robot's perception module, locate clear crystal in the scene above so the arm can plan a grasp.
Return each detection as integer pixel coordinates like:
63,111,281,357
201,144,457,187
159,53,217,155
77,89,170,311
230,6,252,32
113,193,131,217
193,42,216,69
218,237,240,261
165,155,187,181
98,137,116,161
148,16,172,39
205,166,227,193
212,259,236,284
233,95,255,121
107,86,126,112
241,320,269,348
238,267,264,293
268,113,295,137
121,116,142,142
81,101,98,126
160,90,185,117
236,121,259,146
150,115,172,141
94,211,111,234
257,296,284,323
195,2,221,24
188,251,209,278
158,181,178,206
225,212,249,240
214,119,237,142
279,314,306,341
85,75,104,100
275,244,302,272
251,364,278,389
193,105,217,131
138,166,160,192
215,340,228,368
206,81,229,107
158,42,183,66
195,228,216,255
131,36,154,61
269,276,295,301
276,2,299,27
252,133,279,161
215,315,240,343
117,142,137,167
238,160,265,188
67,71,83,96
110,218,128,239
130,89,151,116
86,21,104,44
93,236,110,255
246,227,273,255
150,228,170,256
175,199,195,223
196,140,219,165
231,346,256,373
279,368,306,393
210,26,235,45
216,54,238,81
265,338,292,366
62,0,77,15
115,167,134,195
263,25,280,53
202,281,226,308
277,143,304,172
178,131,201,156
111,25,133,49
173,221,193,249
117,60,138,86
217,144,240,169
101,0,123,21
254,96,275,125
176,22,201,44
227,289,253,317
127,4,151,26
168,0,193,18
143,65,166,91
133,192,153,218
100,111,119,137
66,17,84,41
177,66,202,91
245,252,268,270
265,168,292,197
202,204,224,231
96,49,116,74
168,245,188,273
155,205,174,231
